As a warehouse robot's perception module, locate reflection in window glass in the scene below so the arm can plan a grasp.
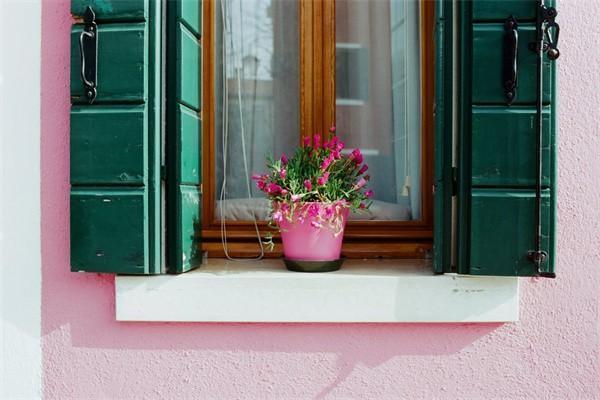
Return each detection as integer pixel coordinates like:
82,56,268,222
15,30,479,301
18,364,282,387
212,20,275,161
215,0,299,221
336,0,422,221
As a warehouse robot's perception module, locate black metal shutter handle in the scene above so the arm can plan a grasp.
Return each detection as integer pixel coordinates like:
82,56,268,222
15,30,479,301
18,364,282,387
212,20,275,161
503,16,518,105
79,6,97,104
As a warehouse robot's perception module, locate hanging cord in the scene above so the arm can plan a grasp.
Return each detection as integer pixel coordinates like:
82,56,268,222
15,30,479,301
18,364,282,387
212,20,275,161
219,0,264,261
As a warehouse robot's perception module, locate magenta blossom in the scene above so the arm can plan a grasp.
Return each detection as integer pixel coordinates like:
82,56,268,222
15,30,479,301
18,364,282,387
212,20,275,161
256,180,266,191
313,134,321,148
307,203,320,218
324,205,334,219
279,168,287,179
291,194,301,202
281,154,288,165
266,182,283,195
272,210,284,223
359,203,366,209
355,177,367,189
251,174,262,181
358,164,369,174
321,155,334,171
317,172,330,186
351,148,363,164
303,179,313,191
303,136,311,147
365,189,374,198
329,125,336,133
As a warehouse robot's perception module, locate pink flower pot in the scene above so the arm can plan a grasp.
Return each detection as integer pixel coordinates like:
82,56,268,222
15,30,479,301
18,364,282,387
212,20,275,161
278,203,349,261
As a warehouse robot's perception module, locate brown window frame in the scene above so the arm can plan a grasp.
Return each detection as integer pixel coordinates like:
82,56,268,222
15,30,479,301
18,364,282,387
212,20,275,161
201,0,435,258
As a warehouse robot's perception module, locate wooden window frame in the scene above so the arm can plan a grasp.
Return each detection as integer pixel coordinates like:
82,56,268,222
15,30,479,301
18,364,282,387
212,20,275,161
201,0,434,258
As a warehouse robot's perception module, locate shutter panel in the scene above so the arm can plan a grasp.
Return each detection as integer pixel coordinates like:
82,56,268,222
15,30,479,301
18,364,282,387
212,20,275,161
456,0,558,276
70,0,162,274
433,0,453,273
166,0,203,273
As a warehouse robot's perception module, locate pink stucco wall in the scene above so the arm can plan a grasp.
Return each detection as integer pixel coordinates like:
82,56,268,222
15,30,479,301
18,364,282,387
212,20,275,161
41,1,599,398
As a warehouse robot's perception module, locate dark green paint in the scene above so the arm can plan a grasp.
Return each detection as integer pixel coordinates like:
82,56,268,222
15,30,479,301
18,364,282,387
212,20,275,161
71,23,147,104
70,0,162,274
455,0,557,277
433,0,454,274
72,0,147,21
468,189,551,276
71,105,146,185
471,106,553,187
472,24,552,105
166,0,203,274
71,189,147,274
473,0,555,21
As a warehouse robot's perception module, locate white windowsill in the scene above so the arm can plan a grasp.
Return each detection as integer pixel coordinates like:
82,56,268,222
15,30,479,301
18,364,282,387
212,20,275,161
115,259,519,323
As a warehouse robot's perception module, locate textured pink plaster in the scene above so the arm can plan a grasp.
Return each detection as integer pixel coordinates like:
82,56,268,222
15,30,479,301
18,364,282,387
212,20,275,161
42,1,599,399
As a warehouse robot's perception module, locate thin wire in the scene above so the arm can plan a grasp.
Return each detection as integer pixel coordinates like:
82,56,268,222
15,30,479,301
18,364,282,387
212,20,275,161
219,0,264,261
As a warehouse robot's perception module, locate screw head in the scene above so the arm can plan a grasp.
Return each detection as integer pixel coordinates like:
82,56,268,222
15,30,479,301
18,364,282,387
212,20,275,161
547,47,560,60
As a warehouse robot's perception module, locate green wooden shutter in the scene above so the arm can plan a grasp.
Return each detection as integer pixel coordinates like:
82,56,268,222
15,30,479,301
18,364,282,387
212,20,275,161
70,0,162,274
455,0,557,276
166,0,203,273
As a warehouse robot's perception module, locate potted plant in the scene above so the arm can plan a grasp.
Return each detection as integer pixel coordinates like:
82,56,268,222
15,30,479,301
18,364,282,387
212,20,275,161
253,127,373,272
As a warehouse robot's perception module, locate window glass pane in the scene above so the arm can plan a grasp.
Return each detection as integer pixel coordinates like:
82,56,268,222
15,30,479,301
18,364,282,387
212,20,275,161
336,0,422,221
215,0,299,221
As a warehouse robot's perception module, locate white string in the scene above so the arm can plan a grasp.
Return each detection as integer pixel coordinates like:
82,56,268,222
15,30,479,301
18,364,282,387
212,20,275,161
219,0,264,261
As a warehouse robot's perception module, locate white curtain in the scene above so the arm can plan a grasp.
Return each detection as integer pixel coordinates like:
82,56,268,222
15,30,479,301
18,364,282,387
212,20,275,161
215,0,299,220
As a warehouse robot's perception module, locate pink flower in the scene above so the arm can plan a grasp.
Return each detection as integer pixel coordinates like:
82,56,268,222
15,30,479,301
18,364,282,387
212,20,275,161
317,172,330,186
355,178,367,189
365,189,374,198
329,136,338,150
303,136,311,147
358,164,368,174
303,179,313,191
351,148,363,164
272,211,284,223
291,194,301,202
313,134,321,148
321,155,334,171
256,180,266,191
359,203,366,209
280,168,287,179
324,205,334,219
332,150,341,159
281,189,288,196
251,174,262,181
281,154,288,165
266,183,283,195
307,203,320,218
329,125,336,133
